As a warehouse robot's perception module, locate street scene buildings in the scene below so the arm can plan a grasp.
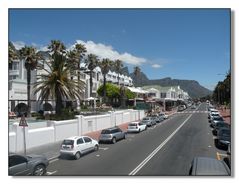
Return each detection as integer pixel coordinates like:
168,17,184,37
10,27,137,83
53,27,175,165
8,9,231,176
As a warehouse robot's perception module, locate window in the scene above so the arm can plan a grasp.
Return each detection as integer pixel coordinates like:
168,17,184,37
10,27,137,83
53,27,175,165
83,137,92,143
161,93,166,98
9,155,27,167
62,140,74,145
77,138,84,145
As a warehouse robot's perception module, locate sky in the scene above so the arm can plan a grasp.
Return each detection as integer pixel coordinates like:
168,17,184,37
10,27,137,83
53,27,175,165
9,9,230,90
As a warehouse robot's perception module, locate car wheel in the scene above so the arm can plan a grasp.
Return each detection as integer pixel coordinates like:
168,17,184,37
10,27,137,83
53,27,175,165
33,164,46,176
94,144,99,151
112,137,116,144
75,152,81,160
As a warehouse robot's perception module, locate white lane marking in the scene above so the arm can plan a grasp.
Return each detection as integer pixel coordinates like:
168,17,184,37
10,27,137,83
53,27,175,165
96,154,100,157
49,158,59,164
46,170,57,175
129,114,193,176
99,147,109,150
208,145,212,148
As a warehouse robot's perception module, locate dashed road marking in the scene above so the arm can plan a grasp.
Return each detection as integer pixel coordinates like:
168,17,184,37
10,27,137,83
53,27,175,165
49,158,59,164
96,154,100,157
99,147,109,150
46,170,57,175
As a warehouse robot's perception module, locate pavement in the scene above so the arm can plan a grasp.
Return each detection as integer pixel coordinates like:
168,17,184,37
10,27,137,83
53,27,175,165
20,109,177,161
217,107,231,124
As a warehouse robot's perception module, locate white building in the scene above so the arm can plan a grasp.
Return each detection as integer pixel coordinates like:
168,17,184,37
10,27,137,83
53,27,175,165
8,58,134,113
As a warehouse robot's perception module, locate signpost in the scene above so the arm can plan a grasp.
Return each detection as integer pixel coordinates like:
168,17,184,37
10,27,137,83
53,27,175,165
19,115,28,155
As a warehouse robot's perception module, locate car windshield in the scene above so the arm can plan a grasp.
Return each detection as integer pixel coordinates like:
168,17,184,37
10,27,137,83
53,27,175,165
62,140,74,145
214,117,223,121
129,123,137,126
101,129,111,134
143,118,150,120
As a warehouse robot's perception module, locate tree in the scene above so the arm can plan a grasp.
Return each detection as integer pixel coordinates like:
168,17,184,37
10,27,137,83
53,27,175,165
99,58,112,103
133,66,141,86
114,59,123,85
97,83,120,105
212,71,231,105
19,46,42,117
34,40,85,116
85,54,99,97
9,42,19,66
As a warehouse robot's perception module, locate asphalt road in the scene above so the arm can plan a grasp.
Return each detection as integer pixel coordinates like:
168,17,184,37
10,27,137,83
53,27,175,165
46,103,228,176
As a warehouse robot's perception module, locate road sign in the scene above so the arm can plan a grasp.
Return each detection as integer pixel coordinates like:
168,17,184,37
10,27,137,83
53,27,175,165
19,115,28,127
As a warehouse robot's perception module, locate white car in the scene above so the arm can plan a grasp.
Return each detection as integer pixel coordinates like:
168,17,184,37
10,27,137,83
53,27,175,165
127,121,147,133
60,136,99,159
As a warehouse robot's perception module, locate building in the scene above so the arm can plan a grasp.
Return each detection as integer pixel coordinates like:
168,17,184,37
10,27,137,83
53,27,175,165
8,57,134,113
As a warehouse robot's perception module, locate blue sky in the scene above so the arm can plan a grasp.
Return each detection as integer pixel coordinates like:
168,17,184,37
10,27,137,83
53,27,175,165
9,9,230,90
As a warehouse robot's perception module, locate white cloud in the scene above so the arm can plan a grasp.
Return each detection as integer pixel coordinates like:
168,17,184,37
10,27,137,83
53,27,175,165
75,40,146,65
12,41,25,50
151,64,161,68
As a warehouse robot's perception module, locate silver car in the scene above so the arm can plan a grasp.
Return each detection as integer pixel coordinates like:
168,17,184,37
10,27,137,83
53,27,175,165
99,127,126,144
9,153,49,176
189,157,230,176
141,117,155,127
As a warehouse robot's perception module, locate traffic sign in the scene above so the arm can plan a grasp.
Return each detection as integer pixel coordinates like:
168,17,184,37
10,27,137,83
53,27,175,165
19,115,28,127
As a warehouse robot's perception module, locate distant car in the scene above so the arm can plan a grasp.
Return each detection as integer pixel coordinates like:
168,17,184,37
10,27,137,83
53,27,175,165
191,105,196,109
209,113,221,122
141,117,155,127
177,105,185,112
127,121,147,133
217,127,231,148
158,112,168,119
149,116,158,125
99,127,126,144
60,136,99,159
9,153,49,176
211,116,224,128
212,121,230,135
189,157,230,176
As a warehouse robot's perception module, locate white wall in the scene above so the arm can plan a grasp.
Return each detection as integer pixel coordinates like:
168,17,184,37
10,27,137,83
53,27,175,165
9,110,145,153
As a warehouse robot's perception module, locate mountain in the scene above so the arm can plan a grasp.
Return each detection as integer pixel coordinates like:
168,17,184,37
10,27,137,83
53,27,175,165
129,70,212,99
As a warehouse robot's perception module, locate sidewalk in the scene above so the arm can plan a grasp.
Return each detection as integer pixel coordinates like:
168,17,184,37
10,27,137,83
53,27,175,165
217,108,231,124
18,109,177,160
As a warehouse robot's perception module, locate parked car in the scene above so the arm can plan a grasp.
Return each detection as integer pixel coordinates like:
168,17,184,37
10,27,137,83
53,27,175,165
212,121,230,135
189,157,230,176
158,112,168,119
127,121,147,133
60,136,99,159
141,117,155,127
191,105,196,109
209,113,221,122
208,109,219,118
217,127,231,148
9,153,49,176
211,116,224,128
177,105,185,112
149,116,158,125
99,127,126,144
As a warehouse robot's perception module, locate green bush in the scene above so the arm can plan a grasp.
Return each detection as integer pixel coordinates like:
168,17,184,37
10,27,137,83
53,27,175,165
49,108,75,120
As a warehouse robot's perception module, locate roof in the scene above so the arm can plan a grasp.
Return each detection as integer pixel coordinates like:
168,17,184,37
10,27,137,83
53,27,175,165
191,157,230,175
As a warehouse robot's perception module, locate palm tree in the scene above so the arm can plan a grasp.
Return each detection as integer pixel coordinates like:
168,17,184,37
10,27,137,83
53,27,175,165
99,58,112,103
67,44,86,95
34,41,85,116
133,66,141,86
114,59,123,85
85,54,99,97
9,42,19,67
19,46,42,117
